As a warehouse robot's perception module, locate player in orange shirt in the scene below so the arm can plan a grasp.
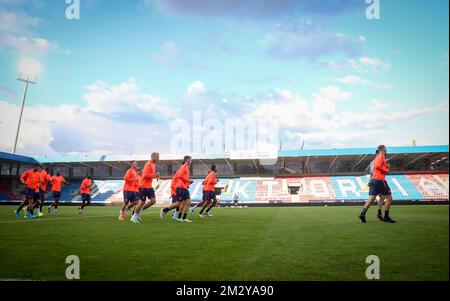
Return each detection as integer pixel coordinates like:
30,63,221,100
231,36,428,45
160,155,193,222
198,165,218,217
359,145,396,223
37,167,51,217
131,152,160,223
157,169,182,220
15,164,41,218
48,171,69,215
79,174,93,215
119,162,139,221
189,170,211,216
190,165,219,217
365,150,386,221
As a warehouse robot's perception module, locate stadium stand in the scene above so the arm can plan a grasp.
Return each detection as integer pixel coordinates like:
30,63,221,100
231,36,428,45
0,146,448,205
22,173,445,205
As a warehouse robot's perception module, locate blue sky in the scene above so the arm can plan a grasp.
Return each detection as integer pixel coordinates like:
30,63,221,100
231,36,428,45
0,0,448,156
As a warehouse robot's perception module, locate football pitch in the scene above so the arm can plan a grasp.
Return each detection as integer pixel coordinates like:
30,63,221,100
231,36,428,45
0,205,448,281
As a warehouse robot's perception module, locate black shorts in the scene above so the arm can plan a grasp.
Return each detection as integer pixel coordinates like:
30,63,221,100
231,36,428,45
176,188,190,202
140,188,155,200
39,188,46,200
171,194,179,204
204,191,216,201
123,191,138,203
81,193,91,203
369,179,391,196
26,188,40,201
53,191,61,199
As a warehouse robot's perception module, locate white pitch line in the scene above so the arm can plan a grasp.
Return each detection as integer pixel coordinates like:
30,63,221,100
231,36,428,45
0,211,159,224
0,214,117,224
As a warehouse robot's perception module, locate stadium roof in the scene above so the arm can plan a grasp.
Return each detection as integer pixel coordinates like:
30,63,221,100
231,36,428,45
279,145,449,158
0,151,39,164
27,145,449,164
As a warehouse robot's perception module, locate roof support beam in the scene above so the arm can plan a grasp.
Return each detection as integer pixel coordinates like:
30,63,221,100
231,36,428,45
51,162,73,170
225,158,233,171
198,159,209,168
252,159,258,172
386,153,398,162
329,155,338,170
304,156,310,174
352,154,368,170
405,153,429,167
101,162,122,171
80,162,103,171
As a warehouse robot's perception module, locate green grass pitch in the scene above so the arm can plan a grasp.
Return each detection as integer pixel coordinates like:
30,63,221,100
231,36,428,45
0,205,448,281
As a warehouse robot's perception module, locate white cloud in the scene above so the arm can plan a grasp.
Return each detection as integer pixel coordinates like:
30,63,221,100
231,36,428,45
370,99,389,111
83,78,176,121
1,79,448,156
333,75,392,89
152,41,180,68
0,79,178,156
348,57,391,73
0,10,41,33
262,22,361,62
0,9,70,56
247,89,448,148
187,80,206,96
312,85,351,116
0,34,54,54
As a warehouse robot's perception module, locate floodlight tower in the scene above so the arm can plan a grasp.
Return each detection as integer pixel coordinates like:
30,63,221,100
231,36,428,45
12,73,37,154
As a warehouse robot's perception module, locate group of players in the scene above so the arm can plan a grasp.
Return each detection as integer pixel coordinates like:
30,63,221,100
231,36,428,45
119,152,219,223
15,145,394,224
16,152,219,223
15,164,70,218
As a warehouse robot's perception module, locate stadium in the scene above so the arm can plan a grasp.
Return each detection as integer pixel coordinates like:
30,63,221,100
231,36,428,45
0,145,449,206
0,145,448,281
0,0,448,290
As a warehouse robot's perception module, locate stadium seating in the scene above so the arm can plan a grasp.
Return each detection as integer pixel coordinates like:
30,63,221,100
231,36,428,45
287,177,336,202
1,173,448,204
255,178,291,202
0,180,17,200
406,174,449,200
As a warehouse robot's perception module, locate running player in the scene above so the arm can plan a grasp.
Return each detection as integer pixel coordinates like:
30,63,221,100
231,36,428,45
119,162,139,221
160,156,193,222
131,152,160,223
79,174,93,214
38,167,51,217
175,155,193,222
159,169,182,220
198,164,218,217
48,171,69,215
359,145,396,223
15,164,41,218
365,150,386,221
189,170,211,216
